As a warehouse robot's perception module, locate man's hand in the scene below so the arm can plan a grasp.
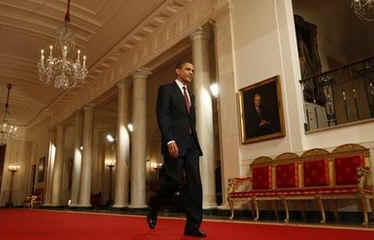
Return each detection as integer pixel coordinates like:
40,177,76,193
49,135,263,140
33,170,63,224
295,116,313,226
259,120,270,127
167,142,179,158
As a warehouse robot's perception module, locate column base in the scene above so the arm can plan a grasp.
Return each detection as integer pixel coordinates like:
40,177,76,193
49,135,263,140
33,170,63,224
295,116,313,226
217,204,230,210
48,203,63,207
128,204,148,209
112,203,128,209
203,202,218,209
75,203,92,208
68,203,81,208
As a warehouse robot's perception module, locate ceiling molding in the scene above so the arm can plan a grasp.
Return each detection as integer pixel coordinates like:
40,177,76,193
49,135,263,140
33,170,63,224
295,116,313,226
48,0,215,126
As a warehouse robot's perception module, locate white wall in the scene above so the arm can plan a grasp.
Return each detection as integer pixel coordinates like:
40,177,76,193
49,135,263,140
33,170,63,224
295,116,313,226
231,0,304,172
230,0,374,164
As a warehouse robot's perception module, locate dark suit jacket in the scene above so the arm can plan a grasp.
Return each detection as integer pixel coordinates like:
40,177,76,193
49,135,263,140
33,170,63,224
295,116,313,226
157,81,203,158
247,106,276,137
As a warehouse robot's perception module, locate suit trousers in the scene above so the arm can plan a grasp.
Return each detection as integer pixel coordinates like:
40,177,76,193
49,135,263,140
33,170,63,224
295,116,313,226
149,136,203,228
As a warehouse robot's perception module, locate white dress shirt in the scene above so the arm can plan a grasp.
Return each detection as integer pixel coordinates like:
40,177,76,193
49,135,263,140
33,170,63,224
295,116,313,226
167,79,191,145
175,79,191,103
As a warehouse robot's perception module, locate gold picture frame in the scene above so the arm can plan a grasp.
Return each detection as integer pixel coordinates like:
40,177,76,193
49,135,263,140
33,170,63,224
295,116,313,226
238,75,286,144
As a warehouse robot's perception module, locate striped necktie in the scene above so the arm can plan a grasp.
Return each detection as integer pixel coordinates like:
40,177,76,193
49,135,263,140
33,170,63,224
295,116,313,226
183,86,191,113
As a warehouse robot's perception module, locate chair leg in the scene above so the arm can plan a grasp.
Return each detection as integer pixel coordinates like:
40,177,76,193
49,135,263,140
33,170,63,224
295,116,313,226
228,197,235,220
272,200,279,221
253,199,260,221
282,199,289,223
250,200,256,219
316,197,326,224
333,199,339,222
359,196,369,226
300,200,306,221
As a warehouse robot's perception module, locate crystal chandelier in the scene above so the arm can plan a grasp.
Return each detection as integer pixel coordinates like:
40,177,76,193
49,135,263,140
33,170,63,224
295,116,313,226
352,0,374,21
38,0,88,89
0,84,18,145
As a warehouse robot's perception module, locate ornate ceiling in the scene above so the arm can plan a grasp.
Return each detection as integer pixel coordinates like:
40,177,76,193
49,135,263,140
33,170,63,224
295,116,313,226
0,0,192,128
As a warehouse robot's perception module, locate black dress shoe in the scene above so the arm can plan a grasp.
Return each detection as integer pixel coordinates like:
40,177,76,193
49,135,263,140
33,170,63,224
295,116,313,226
184,228,207,238
146,211,157,229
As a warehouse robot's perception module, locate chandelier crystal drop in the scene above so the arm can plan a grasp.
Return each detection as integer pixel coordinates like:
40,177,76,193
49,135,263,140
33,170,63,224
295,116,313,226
37,0,88,89
0,84,18,145
352,0,374,21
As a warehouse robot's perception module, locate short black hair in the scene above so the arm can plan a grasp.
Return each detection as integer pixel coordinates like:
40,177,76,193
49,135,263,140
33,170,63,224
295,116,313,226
176,60,191,70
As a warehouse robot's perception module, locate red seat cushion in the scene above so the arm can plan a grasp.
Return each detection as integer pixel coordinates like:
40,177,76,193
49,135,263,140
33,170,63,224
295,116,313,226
252,166,272,190
276,162,298,188
229,186,373,199
275,186,373,196
335,156,363,185
303,159,329,187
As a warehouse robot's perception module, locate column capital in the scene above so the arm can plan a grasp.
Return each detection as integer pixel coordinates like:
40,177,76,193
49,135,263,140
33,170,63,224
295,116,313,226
83,104,95,111
116,79,128,89
132,68,152,79
190,27,211,41
74,108,83,115
211,0,232,22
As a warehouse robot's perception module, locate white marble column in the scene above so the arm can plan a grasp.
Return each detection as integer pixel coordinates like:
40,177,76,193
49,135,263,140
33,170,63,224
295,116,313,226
129,69,151,208
113,81,130,208
212,3,240,208
43,128,56,206
98,131,106,203
94,131,105,195
70,110,83,206
78,105,94,207
191,27,217,209
91,130,99,194
51,124,64,206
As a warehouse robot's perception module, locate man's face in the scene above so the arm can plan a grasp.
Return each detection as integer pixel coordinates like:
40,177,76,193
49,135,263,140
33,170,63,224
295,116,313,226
176,63,194,84
254,95,261,108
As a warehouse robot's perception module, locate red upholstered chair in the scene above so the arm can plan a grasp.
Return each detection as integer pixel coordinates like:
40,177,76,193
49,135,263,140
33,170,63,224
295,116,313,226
273,152,300,223
276,162,298,188
274,152,300,190
303,159,329,187
301,149,330,188
252,165,272,190
334,156,363,186
330,144,373,226
227,156,273,220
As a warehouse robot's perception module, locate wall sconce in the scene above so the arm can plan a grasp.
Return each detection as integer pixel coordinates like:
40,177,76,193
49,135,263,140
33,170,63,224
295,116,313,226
210,83,219,97
104,158,115,206
7,163,20,207
105,159,116,168
106,134,115,143
127,123,134,132
8,164,20,172
150,161,163,169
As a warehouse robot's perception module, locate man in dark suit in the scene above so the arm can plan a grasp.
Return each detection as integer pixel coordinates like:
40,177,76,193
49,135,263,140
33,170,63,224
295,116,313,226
146,61,206,238
247,93,275,137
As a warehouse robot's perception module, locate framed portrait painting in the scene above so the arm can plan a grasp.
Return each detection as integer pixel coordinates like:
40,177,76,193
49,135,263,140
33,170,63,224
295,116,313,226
37,156,46,183
238,75,285,144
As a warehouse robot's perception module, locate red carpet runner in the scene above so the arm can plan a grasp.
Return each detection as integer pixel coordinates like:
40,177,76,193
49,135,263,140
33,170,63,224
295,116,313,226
0,209,373,240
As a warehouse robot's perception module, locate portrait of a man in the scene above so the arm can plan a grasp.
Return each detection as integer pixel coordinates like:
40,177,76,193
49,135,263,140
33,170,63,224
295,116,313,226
238,76,285,144
37,156,46,183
